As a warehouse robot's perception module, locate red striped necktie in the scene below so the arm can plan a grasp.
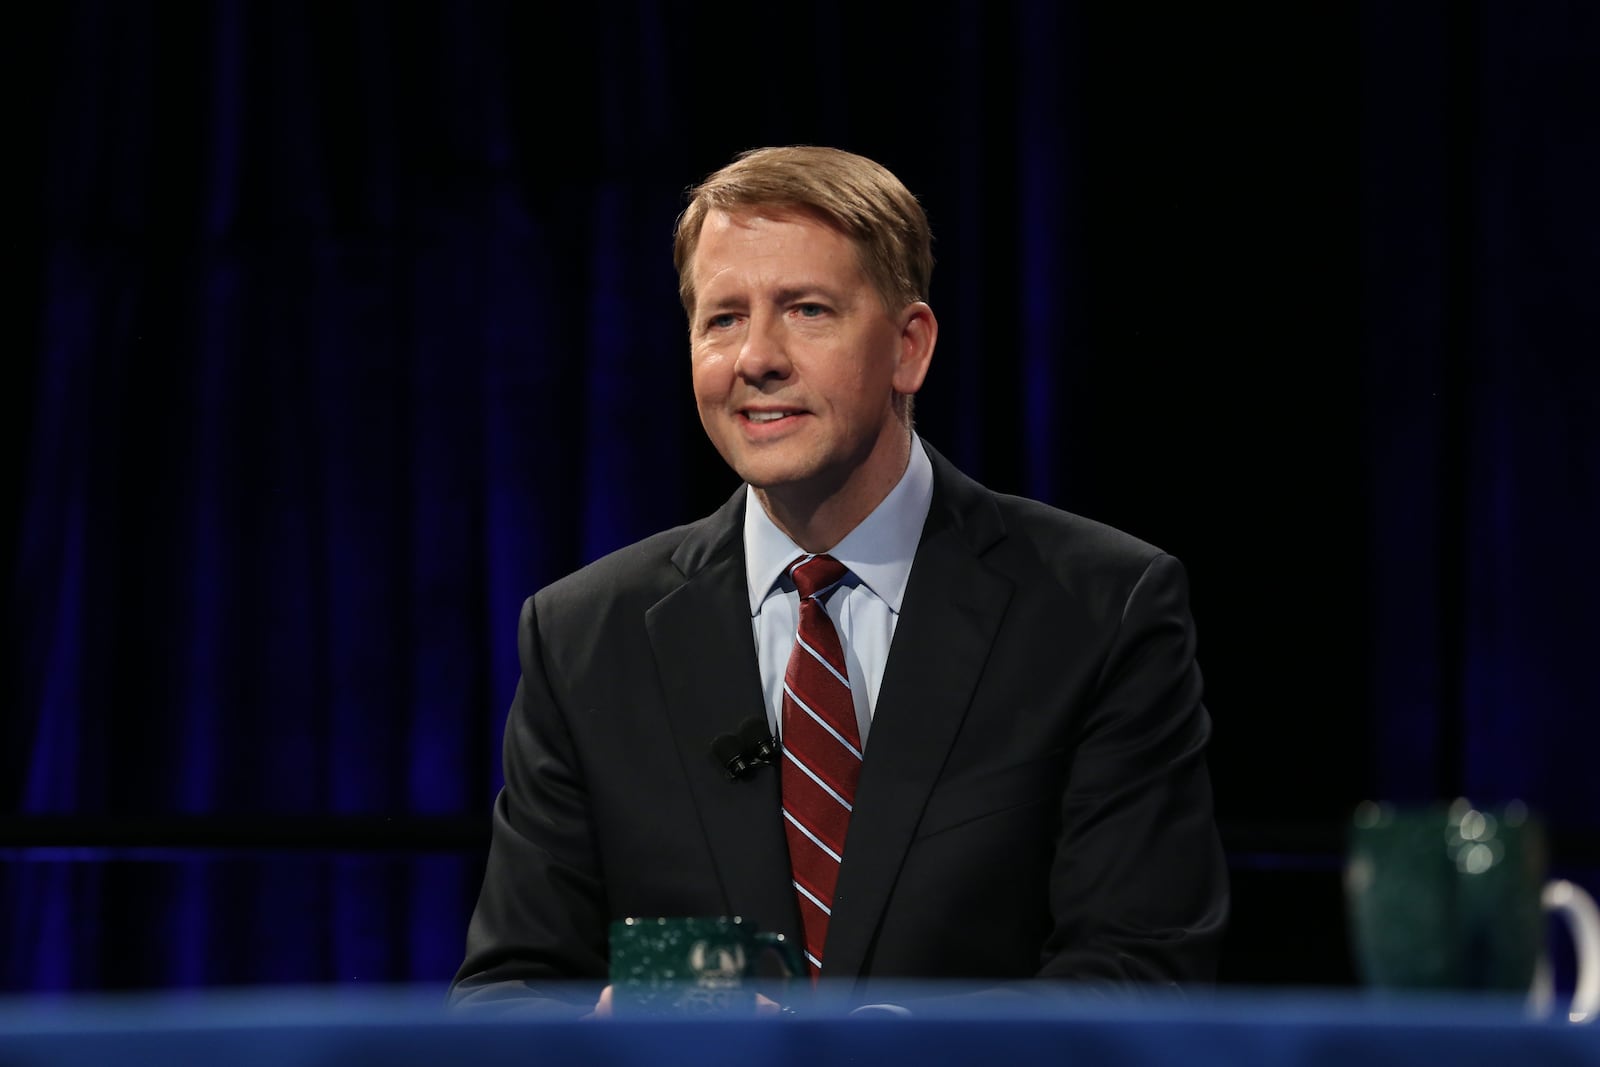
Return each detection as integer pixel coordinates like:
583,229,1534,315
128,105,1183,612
779,553,862,979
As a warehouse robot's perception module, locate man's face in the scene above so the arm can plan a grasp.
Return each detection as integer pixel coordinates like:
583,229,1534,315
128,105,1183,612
688,208,932,520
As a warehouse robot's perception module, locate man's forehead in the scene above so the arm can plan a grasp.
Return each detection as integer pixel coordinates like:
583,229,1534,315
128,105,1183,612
693,207,859,280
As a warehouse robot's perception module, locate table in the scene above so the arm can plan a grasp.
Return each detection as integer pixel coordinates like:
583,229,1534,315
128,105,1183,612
1,984,1595,1066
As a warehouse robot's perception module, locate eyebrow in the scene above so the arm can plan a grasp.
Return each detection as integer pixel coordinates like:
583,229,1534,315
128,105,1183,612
772,285,840,305
699,294,745,313
697,284,846,316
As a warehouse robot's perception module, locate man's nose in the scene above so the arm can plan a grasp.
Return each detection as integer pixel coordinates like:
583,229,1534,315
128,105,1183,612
734,312,792,382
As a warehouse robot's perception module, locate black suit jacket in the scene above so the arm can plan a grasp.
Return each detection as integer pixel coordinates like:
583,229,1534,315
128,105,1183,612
451,445,1227,1009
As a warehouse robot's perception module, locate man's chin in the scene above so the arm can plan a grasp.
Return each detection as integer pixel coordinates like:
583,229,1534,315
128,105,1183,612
724,443,818,490
740,467,822,494
736,460,839,501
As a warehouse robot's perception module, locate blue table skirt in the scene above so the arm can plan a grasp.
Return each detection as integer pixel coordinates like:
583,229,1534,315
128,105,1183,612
0,984,1594,1066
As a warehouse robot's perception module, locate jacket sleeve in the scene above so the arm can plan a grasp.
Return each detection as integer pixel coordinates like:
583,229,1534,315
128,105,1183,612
448,594,608,1015
1039,552,1228,985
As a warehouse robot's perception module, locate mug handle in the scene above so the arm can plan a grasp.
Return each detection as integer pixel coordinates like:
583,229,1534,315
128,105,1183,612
1529,879,1600,1023
755,931,808,983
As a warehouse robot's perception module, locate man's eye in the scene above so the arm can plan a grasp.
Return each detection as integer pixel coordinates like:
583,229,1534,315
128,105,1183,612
795,303,826,318
707,313,738,330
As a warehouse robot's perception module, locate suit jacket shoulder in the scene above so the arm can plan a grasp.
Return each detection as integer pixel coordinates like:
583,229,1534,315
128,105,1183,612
923,447,1179,640
536,492,739,614
528,486,746,677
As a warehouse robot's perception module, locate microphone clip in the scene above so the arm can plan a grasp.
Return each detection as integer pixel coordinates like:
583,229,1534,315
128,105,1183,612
711,717,780,780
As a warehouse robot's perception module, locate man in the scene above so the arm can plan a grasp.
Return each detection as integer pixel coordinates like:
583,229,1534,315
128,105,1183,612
451,146,1227,1013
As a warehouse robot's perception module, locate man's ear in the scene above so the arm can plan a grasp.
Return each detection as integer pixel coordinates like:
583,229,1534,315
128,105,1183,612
892,301,937,397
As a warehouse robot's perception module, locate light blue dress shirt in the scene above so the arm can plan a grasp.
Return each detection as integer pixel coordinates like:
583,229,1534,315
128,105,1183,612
742,435,935,750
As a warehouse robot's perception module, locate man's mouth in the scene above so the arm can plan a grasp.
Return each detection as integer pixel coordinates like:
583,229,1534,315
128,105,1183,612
744,410,799,423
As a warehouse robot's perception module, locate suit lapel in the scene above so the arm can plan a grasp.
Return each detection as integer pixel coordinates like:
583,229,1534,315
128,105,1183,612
823,449,1013,979
645,489,801,943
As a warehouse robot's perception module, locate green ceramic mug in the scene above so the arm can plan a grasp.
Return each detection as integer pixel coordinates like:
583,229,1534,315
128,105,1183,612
1344,799,1600,1021
608,915,804,1016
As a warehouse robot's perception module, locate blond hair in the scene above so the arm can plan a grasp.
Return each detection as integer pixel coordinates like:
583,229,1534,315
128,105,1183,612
672,146,934,320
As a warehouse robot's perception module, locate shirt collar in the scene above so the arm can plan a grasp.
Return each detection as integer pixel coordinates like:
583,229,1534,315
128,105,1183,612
744,435,935,616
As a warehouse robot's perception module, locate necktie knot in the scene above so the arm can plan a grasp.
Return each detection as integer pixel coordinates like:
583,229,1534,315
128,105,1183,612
789,554,848,601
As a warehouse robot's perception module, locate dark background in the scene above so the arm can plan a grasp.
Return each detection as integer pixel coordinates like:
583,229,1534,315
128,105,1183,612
6,2,1598,992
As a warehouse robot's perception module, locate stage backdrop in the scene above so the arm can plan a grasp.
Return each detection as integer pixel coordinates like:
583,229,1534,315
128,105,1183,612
6,2,1598,991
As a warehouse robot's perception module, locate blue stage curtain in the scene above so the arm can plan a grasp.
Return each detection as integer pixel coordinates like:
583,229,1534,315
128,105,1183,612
1359,3,1600,816
6,2,1598,990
